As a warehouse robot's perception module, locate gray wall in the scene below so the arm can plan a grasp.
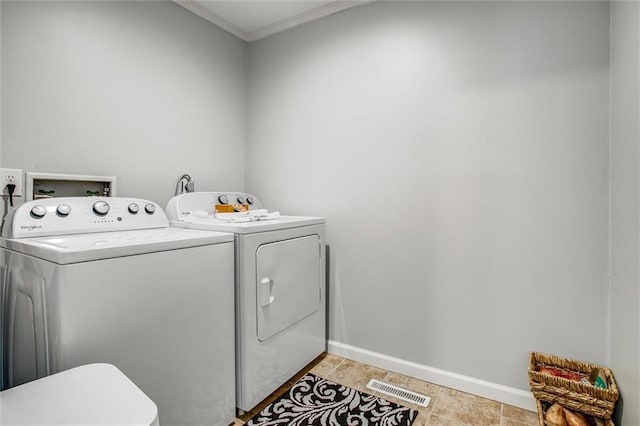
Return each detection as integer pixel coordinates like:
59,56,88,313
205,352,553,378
246,1,611,391
610,1,640,424
1,1,247,212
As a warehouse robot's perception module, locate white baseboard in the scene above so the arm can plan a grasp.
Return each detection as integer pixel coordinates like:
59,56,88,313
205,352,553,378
327,340,537,412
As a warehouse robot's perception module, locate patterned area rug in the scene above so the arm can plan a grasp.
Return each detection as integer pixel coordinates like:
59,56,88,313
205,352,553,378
246,373,418,426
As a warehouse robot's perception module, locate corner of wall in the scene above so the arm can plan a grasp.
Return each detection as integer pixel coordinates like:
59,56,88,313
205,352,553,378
605,0,613,369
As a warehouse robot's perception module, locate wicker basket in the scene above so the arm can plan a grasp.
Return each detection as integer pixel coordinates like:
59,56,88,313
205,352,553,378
528,352,619,419
535,400,615,426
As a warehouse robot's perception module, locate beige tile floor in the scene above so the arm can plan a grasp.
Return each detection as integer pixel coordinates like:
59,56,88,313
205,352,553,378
232,353,538,426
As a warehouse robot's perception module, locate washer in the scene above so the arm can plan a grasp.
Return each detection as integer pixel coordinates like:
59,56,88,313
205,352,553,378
166,192,326,412
1,197,236,426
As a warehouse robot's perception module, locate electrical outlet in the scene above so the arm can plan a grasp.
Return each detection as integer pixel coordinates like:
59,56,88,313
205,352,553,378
1,168,23,196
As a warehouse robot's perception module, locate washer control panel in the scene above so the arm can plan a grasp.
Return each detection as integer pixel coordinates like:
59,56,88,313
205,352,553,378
166,192,264,221
4,197,168,239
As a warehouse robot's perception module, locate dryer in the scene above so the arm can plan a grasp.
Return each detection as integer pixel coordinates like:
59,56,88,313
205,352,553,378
1,197,236,426
166,192,326,412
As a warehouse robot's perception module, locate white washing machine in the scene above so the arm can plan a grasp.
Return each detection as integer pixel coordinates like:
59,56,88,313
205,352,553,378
166,192,326,412
0,197,236,426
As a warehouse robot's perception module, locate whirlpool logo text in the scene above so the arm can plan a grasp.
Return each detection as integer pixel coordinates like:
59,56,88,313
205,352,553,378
20,225,42,231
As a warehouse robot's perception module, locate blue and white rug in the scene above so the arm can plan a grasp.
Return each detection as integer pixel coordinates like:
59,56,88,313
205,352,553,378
246,373,418,426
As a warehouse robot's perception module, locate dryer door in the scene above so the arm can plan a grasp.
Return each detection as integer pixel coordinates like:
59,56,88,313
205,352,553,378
256,235,321,342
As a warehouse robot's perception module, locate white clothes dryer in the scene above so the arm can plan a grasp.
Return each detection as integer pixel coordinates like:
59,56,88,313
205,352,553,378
0,197,236,426
166,192,326,412
1,363,159,426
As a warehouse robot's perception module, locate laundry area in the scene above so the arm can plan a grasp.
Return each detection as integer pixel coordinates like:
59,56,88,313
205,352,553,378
0,1,639,426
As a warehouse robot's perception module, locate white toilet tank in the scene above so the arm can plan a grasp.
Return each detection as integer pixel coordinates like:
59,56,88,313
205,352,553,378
0,363,159,426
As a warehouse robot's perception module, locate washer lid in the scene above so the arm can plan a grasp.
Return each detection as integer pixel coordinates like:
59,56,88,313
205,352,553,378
1,227,233,264
170,215,325,234
0,363,158,426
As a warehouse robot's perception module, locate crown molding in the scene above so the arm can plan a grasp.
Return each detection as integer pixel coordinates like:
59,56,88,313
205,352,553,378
245,1,373,42
174,0,249,41
174,0,374,43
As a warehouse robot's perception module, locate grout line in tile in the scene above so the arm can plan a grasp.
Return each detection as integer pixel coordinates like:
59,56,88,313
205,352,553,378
318,356,343,379
324,357,346,377
500,403,504,426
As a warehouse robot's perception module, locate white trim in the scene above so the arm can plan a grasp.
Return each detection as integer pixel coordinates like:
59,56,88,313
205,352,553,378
245,1,373,42
172,1,373,42
173,0,249,41
327,340,537,412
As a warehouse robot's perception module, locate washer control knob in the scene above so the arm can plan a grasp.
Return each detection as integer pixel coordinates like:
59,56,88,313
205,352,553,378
128,203,140,214
246,196,254,205
30,205,47,218
56,203,71,216
144,203,156,214
217,194,229,204
237,195,246,204
92,201,110,216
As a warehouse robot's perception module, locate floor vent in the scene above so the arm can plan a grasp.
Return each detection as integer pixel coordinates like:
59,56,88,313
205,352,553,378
366,379,431,407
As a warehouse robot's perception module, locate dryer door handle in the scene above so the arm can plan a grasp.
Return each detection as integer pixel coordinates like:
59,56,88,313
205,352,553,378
260,277,275,307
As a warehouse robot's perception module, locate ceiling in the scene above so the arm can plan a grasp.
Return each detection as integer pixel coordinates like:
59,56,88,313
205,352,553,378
174,0,371,42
